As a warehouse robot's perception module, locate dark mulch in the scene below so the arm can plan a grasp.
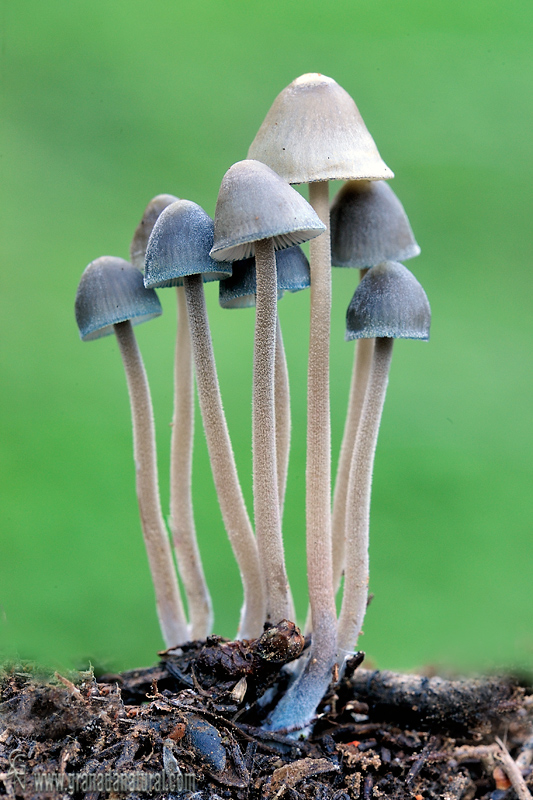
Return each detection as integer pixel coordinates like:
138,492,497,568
1,623,532,800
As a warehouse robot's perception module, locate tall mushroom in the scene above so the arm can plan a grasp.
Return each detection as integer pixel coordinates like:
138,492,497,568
336,261,431,667
75,256,188,648
210,160,325,627
144,198,232,639
145,198,265,640
330,180,420,596
130,194,213,634
249,74,392,727
219,244,310,515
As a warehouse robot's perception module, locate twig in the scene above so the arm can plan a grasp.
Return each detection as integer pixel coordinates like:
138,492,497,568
495,736,533,800
453,743,498,764
54,672,82,698
406,737,438,786
349,669,522,730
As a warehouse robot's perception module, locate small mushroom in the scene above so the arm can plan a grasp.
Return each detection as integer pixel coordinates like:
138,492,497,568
75,256,188,647
219,245,310,515
211,159,325,626
336,261,430,667
132,197,212,636
145,198,264,640
329,180,420,597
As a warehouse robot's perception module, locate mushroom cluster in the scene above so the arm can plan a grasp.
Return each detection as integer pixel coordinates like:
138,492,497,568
74,73,430,734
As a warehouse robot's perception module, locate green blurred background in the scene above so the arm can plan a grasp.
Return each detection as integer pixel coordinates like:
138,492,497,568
1,0,531,675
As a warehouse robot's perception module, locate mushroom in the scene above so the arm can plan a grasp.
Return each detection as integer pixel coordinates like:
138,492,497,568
130,194,179,271
329,180,420,596
132,196,205,637
144,198,233,639
74,256,188,648
336,261,431,667
219,244,310,514
210,159,325,626
248,74,392,728
145,198,265,640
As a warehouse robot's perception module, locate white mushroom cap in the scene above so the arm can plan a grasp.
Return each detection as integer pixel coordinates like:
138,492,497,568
248,73,393,185
331,180,420,268
210,160,325,262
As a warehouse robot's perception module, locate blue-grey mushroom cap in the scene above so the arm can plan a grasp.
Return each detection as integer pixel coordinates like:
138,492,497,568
331,181,420,268
75,256,162,342
130,193,179,271
210,160,326,262
144,199,232,288
346,261,430,341
219,245,310,308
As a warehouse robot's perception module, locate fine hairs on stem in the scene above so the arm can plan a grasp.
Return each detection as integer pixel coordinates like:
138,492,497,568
336,336,392,663
183,272,266,639
253,238,288,623
170,285,212,639
331,334,374,593
210,159,325,626
114,320,189,647
143,198,231,639
275,316,291,516
75,256,188,648
131,193,212,638
218,245,310,522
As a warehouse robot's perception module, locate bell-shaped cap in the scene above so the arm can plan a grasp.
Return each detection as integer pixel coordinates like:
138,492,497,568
75,256,162,342
130,194,179,271
144,199,232,288
346,261,430,341
248,74,393,185
210,160,325,262
219,245,310,308
331,181,420,268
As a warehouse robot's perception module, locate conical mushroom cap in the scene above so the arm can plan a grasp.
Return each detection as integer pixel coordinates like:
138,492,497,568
144,199,231,288
130,194,179,271
248,73,393,185
219,244,310,308
331,181,420,268
75,256,162,341
210,160,325,262
346,261,431,341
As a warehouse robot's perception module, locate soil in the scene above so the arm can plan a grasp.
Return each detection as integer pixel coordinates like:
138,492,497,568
1,623,532,800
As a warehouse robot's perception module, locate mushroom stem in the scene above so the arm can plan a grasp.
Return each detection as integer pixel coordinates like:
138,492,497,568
113,319,188,647
332,334,375,594
337,337,393,666
265,180,338,732
253,238,292,624
275,316,290,518
183,273,265,639
170,286,213,639
306,180,337,650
